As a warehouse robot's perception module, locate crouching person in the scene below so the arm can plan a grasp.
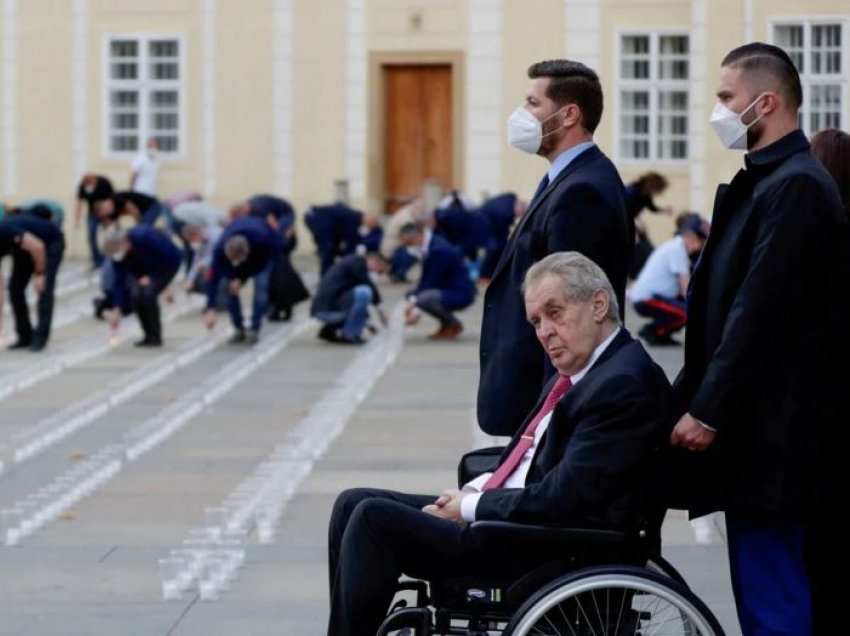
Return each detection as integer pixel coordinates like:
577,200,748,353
102,225,181,347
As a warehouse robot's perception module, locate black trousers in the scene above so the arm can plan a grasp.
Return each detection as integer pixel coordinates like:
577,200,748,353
9,241,64,346
132,262,179,342
327,488,555,636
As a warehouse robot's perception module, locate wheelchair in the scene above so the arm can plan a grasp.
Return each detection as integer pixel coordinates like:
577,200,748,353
374,447,726,636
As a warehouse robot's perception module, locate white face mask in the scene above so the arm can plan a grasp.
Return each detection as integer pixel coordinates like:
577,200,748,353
507,106,566,154
709,93,766,150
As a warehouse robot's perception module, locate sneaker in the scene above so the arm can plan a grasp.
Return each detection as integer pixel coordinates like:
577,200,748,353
228,330,246,344
245,330,259,345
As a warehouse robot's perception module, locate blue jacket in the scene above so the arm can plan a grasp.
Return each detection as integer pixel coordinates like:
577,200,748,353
207,216,282,309
249,194,297,252
112,225,181,307
304,204,363,254
411,233,475,310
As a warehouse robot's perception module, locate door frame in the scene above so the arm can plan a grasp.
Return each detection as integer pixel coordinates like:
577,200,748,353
368,51,465,215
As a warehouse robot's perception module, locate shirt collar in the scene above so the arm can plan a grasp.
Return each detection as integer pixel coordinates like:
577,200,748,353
568,325,621,385
548,141,596,183
422,228,433,256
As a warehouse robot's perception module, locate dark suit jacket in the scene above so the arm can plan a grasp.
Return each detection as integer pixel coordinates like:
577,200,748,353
476,329,671,531
411,233,476,310
671,130,849,519
478,145,631,436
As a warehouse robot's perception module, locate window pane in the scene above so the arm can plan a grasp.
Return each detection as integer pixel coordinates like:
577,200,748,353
621,90,649,110
774,25,804,72
111,62,137,80
151,91,179,107
110,135,138,152
151,62,179,80
812,24,842,76
153,135,178,152
620,138,649,159
110,40,138,58
622,36,649,55
149,40,178,58
110,90,138,108
111,112,138,130
621,59,650,79
152,112,178,130
660,35,688,55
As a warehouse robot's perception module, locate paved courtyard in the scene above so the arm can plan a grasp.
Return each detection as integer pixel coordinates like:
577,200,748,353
0,256,739,635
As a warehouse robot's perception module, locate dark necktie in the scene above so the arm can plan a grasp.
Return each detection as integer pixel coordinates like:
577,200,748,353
530,173,550,206
481,375,572,490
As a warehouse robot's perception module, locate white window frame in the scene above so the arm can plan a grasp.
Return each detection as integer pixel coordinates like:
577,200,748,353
101,33,187,160
615,29,691,165
771,17,849,135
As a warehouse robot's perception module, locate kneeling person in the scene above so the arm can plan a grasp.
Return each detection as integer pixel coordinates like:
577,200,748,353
103,225,181,347
311,251,388,344
327,251,672,635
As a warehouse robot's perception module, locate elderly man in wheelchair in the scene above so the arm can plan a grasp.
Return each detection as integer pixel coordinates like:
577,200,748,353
327,252,724,635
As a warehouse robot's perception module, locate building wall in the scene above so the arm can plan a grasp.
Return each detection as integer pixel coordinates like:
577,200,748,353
0,0,847,257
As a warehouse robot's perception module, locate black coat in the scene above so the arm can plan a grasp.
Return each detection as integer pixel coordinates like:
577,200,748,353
671,130,849,520
310,254,380,314
477,146,631,436
476,329,671,531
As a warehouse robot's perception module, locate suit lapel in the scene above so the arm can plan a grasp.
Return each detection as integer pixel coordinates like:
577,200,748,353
489,147,601,282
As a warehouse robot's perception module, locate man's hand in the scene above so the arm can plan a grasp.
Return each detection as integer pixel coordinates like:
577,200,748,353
404,302,420,326
138,275,151,287
33,273,46,294
203,309,216,330
422,489,465,524
228,279,242,295
670,412,716,451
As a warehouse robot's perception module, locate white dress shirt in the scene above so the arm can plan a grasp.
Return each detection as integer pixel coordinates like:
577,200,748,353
460,326,621,521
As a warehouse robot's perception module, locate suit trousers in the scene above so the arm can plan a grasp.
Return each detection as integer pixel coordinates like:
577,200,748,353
726,515,812,636
132,262,179,343
327,487,558,636
9,242,64,346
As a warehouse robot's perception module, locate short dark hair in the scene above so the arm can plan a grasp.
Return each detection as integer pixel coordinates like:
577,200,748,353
721,42,802,110
527,59,603,133
365,251,390,266
634,172,668,196
398,222,423,238
811,127,850,214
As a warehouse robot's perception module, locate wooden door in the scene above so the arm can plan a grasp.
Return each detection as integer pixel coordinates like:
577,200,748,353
383,64,453,214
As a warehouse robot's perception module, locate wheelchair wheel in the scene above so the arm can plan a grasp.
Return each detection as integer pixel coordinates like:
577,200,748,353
504,564,724,635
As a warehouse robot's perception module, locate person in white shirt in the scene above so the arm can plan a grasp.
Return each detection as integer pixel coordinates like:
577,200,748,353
627,213,709,346
129,138,160,197
325,251,672,636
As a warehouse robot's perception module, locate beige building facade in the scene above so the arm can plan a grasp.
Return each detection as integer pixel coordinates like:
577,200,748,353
0,0,847,256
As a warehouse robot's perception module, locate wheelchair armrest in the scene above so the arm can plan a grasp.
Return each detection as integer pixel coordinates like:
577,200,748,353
468,520,633,546
457,446,505,488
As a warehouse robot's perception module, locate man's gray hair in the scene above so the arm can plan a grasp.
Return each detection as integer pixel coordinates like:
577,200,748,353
523,251,621,324
224,235,249,261
101,226,128,256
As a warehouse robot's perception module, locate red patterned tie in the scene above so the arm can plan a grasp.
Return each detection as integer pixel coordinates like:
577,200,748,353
481,375,573,491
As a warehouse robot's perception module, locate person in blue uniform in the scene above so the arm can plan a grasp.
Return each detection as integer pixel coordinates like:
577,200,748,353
478,192,525,282
0,214,65,351
102,224,181,347
203,216,282,344
398,222,476,340
74,173,114,267
304,203,364,276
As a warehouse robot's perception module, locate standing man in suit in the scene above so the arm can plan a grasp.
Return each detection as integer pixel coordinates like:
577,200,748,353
398,222,476,340
478,59,630,437
668,43,848,636
326,252,672,636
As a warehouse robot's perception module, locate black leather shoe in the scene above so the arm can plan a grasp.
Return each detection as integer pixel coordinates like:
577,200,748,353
228,330,246,344
28,340,46,352
134,337,162,348
7,340,32,350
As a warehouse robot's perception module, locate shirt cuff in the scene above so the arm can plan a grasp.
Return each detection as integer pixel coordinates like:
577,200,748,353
696,419,717,432
460,492,483,522
463,473,491,493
